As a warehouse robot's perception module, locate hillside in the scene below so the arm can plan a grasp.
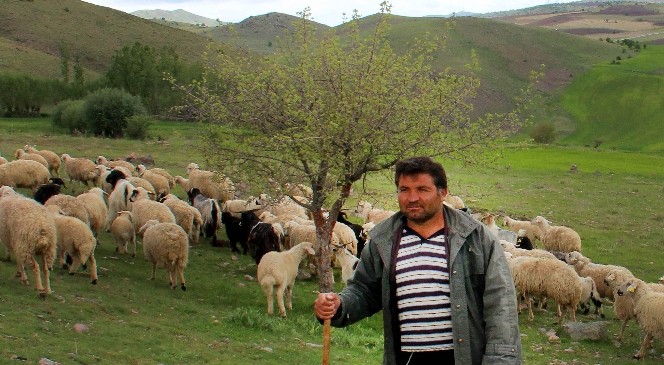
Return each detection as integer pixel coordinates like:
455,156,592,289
131,8,220,26
0,0,218,79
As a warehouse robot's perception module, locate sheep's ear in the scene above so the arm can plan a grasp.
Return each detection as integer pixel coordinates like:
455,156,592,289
306,247,315,255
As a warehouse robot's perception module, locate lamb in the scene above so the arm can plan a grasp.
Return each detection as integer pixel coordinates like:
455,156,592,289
565,251,633,300
481,213,517,244
159,194,199,244
46,206,98,284
616,278,664,359
0,191,57,297
136,164,170,196
24,145,61,177
578,275,603,318
502,215,541,244
14,148,49,169
76,187,108,238
515,229,534,250
353,200,395,224
531,215,581,253
138,220,189,291
186,162,236,202
96,156,136,176
129,187,176,236
0,159,50,191
104,177,138,231
110,211,137,256
187,188,222,246
61,153,98,187
256,241,316,317
332,245,359,286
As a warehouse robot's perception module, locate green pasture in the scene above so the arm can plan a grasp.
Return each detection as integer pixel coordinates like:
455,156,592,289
1,118,664,364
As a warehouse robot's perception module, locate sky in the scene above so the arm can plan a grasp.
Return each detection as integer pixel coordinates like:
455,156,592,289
82,0,577,26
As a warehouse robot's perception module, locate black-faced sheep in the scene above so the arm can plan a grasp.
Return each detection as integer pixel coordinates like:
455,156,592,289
36,185,90,226
502,215,541,245
242,210,281,264
104,174,138,231
0,191,57,297
159,194,199,244
0,159,50,191
515,229,534,250
616,278,664,359
531,215,581,253
187,188,222,247
111,211,136,256
257,241,315,317
138,220,189,291
337,212,366,258
25,145,61,177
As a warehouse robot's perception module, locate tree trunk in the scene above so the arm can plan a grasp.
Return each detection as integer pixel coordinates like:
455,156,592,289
312,209,334,293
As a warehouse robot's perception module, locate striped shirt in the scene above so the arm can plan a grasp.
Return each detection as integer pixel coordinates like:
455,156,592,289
395,227,453,352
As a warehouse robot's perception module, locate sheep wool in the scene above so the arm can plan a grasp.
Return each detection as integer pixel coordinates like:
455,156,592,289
61,154,98,187
139,220,189,291
257,241,315,317
15,148,49,169
531,215,581,253
76,187,108,237
25,145,61,177
129,187,176,236
111,211,137,256
48,207,98,284
617,279,664,360
565,251,633,299
0,159,50,191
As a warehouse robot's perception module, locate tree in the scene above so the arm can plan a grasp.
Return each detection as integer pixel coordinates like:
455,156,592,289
178,2,539,292
83,88,146,138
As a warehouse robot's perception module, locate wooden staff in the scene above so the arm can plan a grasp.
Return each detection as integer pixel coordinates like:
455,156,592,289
322,318,331,365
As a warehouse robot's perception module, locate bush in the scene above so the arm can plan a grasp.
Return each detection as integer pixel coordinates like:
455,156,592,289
52,99,87,134
83,88,146,138
125,115,153,140
530,122,555,144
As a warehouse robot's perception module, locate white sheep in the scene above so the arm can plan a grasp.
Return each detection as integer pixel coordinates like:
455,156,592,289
443,194,465,210
222,197,263,218
138,220,189,290
61,153,98,187
0,159,50,191
44,193,90,226
531,215,581,253
481,213,517,244
284,220,339,278
565,251,633,300
616,278,664,359
104,179,138,230
160,194,199,244
129,187,176,236
14,148,49,169
353,200,395,224
256,241,316,317
282,182,313,199
136,164,170,196
0,191,57,297
578,275,603,318
333,221,358,256
174,175,190,193
333,245,359,286
25,145,61,177
499,240,557,260
111,211,136,256
96,156,136,176
127,176,156,198
147,167,175,189
186,162,236,202
501,215,541,244
75,187,108,237
93,165,114,193
46,206,98,284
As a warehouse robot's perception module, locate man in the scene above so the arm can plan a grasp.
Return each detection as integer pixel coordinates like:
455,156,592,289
314,156,521,365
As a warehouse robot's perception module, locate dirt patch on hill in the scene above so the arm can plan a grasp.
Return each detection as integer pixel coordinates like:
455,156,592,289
527,13,583,27
597,5,659,16
561,28,625,35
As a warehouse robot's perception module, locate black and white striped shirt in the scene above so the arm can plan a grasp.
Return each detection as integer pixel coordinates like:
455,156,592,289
395,226,453,352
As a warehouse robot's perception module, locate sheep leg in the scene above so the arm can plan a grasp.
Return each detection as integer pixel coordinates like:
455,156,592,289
130,236,136,257
168,268,177,289
86,254,98,285
617,318,630,342
262,284,274,315
526,294,534,321
68,255,82,275
285,284,293,311
276,284,287,318
634,333,653,359
178,266,186,291
27,256,46,297
148,263,156,280
40,255,52,295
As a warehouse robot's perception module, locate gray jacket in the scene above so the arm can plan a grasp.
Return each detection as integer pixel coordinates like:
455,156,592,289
331,206,521,365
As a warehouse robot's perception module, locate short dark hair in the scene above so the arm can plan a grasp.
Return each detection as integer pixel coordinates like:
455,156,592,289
394,156,447,190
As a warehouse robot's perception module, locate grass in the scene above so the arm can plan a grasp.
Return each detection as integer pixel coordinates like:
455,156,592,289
2,117,664,364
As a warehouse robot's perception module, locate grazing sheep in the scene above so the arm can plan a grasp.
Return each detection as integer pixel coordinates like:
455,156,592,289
616,279,664,359
75,187,107,237
0,191,57,297
481,213,517,244
221,211,248,254
188,188,222,246
0,159,50,191
111,211,136,256
37,185,90,226
159,194,198,244
130,187,176,236
147,167,175,189
502,215,541,244
127,176,156,198
34,182,63,205
565,251,633,300
257,241,315,317
531,215,581,253
96,156,136,176
46,206,98,284
25,145,61,177
105,178,138,231
61,153,98,187
186,163,236,202
14,148,49,169
136,164,170,196
353,200,395,224
174,175,190,193
138,220,189,291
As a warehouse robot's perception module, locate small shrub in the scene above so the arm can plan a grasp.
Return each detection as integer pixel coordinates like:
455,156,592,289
530,122,555,144
125,115,153,140
83,88,146,138
53,99,86,134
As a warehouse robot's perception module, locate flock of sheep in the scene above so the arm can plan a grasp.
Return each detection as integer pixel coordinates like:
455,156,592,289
2,145,664,360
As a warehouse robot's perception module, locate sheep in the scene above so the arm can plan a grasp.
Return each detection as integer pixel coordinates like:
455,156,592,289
616,278,664,359
136,164,170,196
515,229,534,250
337,211,366,258
14,148,49,169
502,215,541,244
104,178,138,231
285,220,339,278
127,176,156,198
241,210,281,264
509,255,582,324
186,162,236,202
578,275,603,318
159,194,198,244
46,206,98,284
37,186,90,226
0,153,7,165
221,211,248,254
660,275,664,285
481,213,517,244
76,187,108,238
61,153,98,187
93,164,114,193
333,221,358,256
138,220,189,291
187,188,222,246
24,145,61,177
256,241,315,317
222,197,263,218
96,156,136,176
174,175,190,193
130,187,176,236
443,194,466,210
332,245,359,286
531,215,581,253
499,240,557,260
147,167,175,189
0,191,57,297
282,182,313,199
565,251,633,300
0,159,50,191
110,211,136,256
260,195,309,220
353,200,395,224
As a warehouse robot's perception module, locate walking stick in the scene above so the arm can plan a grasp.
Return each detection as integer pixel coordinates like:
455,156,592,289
322,318,331,365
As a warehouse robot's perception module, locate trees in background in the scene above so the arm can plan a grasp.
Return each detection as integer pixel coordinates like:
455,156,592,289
0,74,55,117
